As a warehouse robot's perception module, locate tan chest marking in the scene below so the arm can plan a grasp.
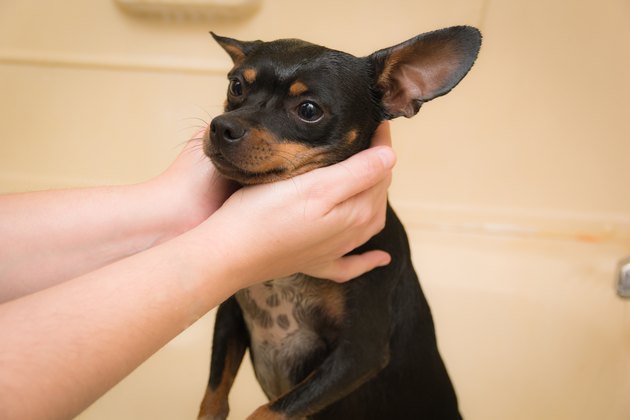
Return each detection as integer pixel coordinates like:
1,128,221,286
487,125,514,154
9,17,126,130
235,275,345,399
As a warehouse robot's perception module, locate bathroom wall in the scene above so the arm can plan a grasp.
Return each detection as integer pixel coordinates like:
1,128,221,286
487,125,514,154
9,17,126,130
1,0,629,238
1,0,629,419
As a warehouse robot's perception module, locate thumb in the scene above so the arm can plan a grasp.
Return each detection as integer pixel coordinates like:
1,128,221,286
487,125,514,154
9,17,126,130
305,250,392,282
300,145,396,210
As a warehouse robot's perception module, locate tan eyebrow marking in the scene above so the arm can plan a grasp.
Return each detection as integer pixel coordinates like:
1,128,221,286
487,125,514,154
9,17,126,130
345,129,358,144
243,68,257,84
289,81,308,96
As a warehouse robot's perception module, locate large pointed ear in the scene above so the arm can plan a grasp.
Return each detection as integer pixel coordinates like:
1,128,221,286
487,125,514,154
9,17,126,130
210,32,261,65
369,26,482,119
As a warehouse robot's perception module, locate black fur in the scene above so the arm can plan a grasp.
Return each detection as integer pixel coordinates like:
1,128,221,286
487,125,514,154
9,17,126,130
199,26,481,420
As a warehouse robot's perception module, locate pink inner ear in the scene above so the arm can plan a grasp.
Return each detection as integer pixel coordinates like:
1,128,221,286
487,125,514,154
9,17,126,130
396,64,427,99
408,47,463,94
381,48,460,116
383,64,425,118
376,27,481,119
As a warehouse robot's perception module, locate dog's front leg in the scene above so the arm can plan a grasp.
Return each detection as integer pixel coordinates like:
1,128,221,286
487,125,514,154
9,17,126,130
198,296,249,420
248,318,391,419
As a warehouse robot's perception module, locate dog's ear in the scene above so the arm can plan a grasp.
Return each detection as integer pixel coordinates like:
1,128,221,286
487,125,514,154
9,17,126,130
210,32,261,65
369,26,481,119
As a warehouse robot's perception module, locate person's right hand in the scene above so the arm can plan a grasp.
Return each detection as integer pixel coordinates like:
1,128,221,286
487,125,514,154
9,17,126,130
200,122,396,287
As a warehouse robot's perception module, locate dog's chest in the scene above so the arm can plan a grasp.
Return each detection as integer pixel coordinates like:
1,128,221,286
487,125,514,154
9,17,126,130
235,274,345,399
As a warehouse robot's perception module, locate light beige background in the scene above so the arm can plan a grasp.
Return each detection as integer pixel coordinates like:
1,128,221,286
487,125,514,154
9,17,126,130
1,0,629,419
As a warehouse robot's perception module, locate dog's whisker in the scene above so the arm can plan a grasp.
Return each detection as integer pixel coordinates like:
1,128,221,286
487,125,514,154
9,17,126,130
268,150,300,170
181,116,210,124
191,104,216,121
182,123,208,130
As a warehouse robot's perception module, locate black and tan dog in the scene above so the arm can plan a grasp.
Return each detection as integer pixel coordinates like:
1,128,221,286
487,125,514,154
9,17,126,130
198,26,481,420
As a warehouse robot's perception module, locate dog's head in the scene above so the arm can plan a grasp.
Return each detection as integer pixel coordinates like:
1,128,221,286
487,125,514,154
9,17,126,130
204,26,481,184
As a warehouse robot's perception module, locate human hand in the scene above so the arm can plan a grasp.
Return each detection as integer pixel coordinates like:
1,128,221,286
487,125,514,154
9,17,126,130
202,122,395,286
148,129,239,240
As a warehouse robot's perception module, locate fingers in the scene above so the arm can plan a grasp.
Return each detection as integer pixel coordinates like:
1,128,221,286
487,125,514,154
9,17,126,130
329,145,395,205
333,166,391,243
221,121,395,286
297,145,395,210
306,250,392,282
370,121,392,148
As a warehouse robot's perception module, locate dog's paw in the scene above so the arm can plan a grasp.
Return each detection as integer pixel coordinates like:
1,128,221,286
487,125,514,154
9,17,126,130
197,391,229,420
197,407,228,420
198,415,227,420
246,404,294,420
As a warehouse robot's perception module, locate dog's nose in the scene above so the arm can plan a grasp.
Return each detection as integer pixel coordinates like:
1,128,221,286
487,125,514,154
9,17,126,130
210,117,247,143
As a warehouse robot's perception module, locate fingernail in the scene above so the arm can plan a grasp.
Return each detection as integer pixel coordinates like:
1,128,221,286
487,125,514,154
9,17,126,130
378,254,392,266
377,148,396,169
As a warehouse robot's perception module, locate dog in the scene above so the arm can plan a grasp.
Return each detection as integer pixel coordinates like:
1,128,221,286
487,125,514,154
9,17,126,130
198,26,481,420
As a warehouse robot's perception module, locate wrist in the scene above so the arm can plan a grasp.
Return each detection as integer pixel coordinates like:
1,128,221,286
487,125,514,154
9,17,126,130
187,213,272,293
137,178,188,244
138,174,210,246
143,157,237,246
167,220,252,308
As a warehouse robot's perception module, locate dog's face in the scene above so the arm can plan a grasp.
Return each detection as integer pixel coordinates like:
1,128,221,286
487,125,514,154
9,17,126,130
204,27,481,185
204,37,378,184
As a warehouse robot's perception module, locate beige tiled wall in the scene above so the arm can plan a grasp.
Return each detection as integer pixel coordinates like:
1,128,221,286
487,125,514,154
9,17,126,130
1,0,629,419
1,0,629,237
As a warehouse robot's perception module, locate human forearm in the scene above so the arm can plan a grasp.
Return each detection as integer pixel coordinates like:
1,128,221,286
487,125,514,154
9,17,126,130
0,183,179,301
0,228,229,420
0,133,394,418
0,137,233,302
0,123,395,420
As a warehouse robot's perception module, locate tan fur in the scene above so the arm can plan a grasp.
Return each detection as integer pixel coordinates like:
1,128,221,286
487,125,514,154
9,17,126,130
223,44,245,65
236,275,345,401
247,404,290,420
345,129,358,144
220,127,331,182
288,81,308,96
243,68,257,84
376,48,404,90
198,350,237,420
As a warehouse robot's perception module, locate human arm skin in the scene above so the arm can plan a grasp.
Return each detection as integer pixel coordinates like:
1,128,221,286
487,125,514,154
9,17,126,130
0,123,395,420
0,137,237,302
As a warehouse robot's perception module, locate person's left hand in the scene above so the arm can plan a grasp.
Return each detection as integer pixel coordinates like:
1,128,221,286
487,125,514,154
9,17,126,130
196,122,395,286
148,129,239,240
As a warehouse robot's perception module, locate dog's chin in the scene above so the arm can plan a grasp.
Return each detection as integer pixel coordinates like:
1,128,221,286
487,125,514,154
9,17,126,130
210,152,332,185
209,152,289,185
203,128,339,185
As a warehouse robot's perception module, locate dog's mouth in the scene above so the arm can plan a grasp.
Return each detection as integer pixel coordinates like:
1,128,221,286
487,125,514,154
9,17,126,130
208,149,287,184
203,126,335,185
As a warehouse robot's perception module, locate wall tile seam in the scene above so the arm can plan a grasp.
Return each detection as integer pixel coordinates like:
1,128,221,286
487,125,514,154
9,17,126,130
0,49,229,76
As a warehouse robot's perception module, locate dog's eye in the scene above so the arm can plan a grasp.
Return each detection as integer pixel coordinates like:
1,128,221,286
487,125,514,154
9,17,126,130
228,79,243,97
297,101,323,122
